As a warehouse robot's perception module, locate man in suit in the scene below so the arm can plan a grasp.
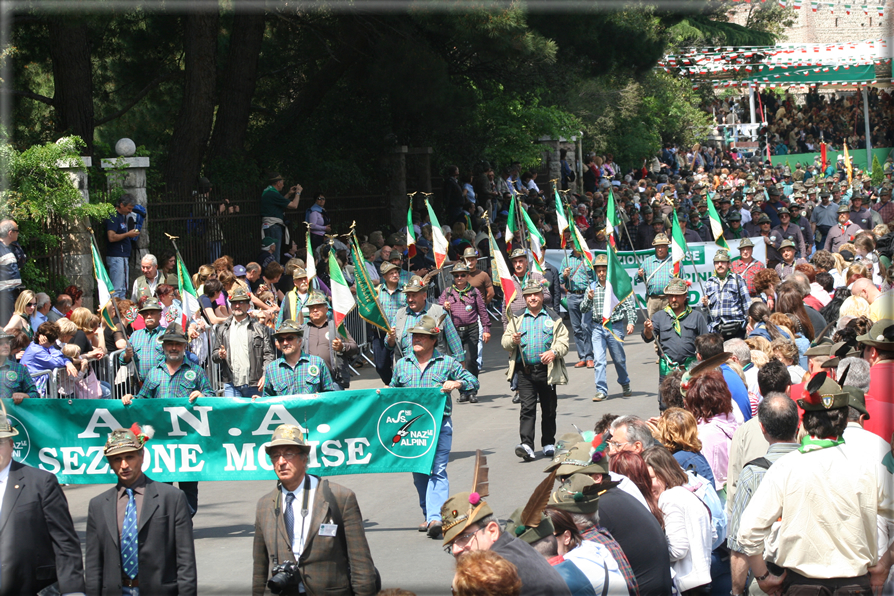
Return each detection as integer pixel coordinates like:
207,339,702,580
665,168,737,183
0,403,85,595
252,424,377,596
85,425,196,595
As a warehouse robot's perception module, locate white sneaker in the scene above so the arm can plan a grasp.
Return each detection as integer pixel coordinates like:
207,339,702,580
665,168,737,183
515,444,536,462
542,444,556,457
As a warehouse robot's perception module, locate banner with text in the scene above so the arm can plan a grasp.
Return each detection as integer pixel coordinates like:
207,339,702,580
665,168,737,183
544,238,766,308
3,388,446,484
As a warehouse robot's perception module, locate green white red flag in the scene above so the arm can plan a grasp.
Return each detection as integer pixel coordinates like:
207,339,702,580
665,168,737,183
670,209,689,277
175,250,201,329
406,203,417,260
90,237,117,331
601,244,634,330
425,199,448,269
520,205,545,267
705,195,730,250
305,228,317,280
554,189,569,249
605,189,618,249
505,196,518,252
329,246,356,338
571,222,595,268
488,226,516,311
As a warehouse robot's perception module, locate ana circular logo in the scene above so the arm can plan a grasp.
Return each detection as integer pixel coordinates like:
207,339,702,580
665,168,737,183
184,370,197,381
7,414,30,463
377,401,437,459
308,365,320,377
6,371,18,382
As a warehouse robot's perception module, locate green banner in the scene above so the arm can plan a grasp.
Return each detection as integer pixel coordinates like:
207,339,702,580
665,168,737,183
4,388,446,484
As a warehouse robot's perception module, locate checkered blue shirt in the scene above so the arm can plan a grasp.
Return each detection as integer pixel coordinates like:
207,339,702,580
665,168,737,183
263,354,336,396
560,253,596,291
123,326,165,382
377,284,407,325
390,350,479,416
637,254,674,296
0,359,39,399
516,309,556,365
396,304,464,359
135,359,214,399
704,272,750,331
580,282,636,326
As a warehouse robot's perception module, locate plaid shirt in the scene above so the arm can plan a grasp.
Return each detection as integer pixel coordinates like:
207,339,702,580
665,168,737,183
580,281,636,326
636,254,674,296
124,325,165,382
704,272,750,331
377,284,406,325
136,359,214,399
581,526,641,596
560,253,595,292
874,200,894,225
396,304,464,359
730,258,765,296
390,351,479,416
0,358,39,399
515,309,557,365
263,354,335,396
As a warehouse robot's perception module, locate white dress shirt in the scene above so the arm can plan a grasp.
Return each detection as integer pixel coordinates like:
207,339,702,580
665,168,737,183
0,460,10,522
282,474,319,557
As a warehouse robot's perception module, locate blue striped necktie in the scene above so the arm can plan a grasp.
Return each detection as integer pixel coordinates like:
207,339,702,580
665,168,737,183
284,493,295,547
121,488,139,579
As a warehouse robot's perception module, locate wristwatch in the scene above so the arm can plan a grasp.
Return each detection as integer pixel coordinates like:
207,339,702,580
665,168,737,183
754,569,771,582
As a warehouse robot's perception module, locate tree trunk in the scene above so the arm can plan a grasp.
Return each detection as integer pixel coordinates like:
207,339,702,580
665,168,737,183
164,11,220,192
47,18,94,154
206,5,266,169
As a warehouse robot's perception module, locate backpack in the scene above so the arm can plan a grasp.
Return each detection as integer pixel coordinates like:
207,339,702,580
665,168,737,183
685,470,727,551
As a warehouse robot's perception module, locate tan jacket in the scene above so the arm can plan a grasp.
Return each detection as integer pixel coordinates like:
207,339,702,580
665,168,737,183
501,306,569,385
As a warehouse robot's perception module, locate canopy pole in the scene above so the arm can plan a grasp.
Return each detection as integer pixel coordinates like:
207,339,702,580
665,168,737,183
749,87,756,126
863,86,872,175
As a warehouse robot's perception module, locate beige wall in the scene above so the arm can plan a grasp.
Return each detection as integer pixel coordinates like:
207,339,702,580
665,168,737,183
729,5,889,44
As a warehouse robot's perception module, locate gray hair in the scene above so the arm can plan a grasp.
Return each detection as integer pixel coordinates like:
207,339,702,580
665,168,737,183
724,338,751,365
610,415,656,449
34,292,51,308
0,220,17,238
141,254,158,267
117,193,136,207
787,272,811,298
838,357,870,392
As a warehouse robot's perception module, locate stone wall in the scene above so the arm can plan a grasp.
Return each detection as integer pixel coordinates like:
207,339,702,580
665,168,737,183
57,158,95,311
729,5,889,44
537,137,580,194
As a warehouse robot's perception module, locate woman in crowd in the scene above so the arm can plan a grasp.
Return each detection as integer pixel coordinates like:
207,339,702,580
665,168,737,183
20,321,78,397
63,285,83,315
544,507,627,594
3,289,36,339
156,284,182,329
451,551,520,596
69,307,106,359
158,251,179,285
609,451,665,528
746,301,789,342
770,337,807,384
9,328,30,360
643,446,713,595
752,269,780,310
654,407,716,488
683,371,738,490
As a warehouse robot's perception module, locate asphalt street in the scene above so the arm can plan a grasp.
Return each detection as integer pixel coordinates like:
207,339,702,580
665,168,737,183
62,318,663,595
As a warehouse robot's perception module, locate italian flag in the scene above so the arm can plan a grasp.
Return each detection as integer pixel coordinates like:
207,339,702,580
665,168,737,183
554,189,569,249
329,249,356,338
305,228,317,281
602,244,634,334
505,196,518,251
605,190,619,249
425,199,448,269
671,209,689,277
571,222,595,268
521,206,545,267
175,251,201,328
90,238,117,330
705,194,730,250
406,203,417,259
488,226,517,311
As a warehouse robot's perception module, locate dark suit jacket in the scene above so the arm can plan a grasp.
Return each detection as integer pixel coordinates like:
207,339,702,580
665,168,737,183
252,477,376,596
0,461,85,596
85,476,196,596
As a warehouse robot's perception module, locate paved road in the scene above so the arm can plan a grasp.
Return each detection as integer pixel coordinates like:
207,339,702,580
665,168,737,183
62,319,662,595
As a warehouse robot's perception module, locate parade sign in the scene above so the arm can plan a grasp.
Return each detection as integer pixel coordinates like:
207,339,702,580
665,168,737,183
544,238,766,308
3,387,446,484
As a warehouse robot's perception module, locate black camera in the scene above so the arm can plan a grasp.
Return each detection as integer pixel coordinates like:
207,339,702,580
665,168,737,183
267,560,300,594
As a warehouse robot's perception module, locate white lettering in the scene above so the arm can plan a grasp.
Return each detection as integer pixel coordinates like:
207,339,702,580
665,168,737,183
85,446,110,475
38,448,60,474
305,441,321,468
60,447,86,474
164,406,213,437
152,444,178,473
320,440,344,467
401,438,427,447
257,443,275,470
178,444,204,472
345,438,371,465
77,409,123,439
251,405,304,435
224,443,258,471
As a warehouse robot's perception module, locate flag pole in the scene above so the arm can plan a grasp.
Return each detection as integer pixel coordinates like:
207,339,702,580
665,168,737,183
87,228,130,341
611,204,651,323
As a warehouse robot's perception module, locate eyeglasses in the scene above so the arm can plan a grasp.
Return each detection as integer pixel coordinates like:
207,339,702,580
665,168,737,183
278,335,299,343
454,274,467,279
27,303,36,307
443,526,482,554
608,440,632,450
268,450,302,461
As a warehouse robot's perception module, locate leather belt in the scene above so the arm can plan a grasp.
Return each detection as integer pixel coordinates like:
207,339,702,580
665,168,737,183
567,289,586,295
456,324,478,332
122,576,139,587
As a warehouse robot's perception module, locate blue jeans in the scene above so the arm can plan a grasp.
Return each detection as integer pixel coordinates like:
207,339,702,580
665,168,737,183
591,322,629,395
413,416,452,523
106,256,129,299
122,587,139,596
476,322,484,370
566,293,593,361
264,223,284,264
224,383,256,398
